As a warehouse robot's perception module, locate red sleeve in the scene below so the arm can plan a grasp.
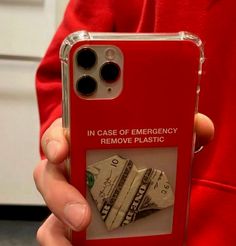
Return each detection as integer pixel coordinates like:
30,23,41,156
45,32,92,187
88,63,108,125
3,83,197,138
36,1,236,245
35,0,114,157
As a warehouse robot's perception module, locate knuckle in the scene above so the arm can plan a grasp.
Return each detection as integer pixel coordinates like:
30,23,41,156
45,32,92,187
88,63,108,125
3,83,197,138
33,160,47,193
41,131,50,154
33,163,41,185
41,125,64,148
36,223,47,246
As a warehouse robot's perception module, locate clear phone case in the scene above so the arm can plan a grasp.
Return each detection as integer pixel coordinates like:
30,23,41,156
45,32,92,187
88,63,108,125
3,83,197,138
60,31,204,246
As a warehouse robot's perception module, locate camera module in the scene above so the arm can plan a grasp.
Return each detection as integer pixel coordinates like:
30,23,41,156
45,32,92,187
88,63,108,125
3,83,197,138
76,48,97,69
76,75,97,96
100,62,120,83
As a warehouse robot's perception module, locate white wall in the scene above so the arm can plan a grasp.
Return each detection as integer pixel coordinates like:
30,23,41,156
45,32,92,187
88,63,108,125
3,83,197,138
56,0,69,26
0,59,42,205
0,0,69,57
0,1,56,57
0,0,69,205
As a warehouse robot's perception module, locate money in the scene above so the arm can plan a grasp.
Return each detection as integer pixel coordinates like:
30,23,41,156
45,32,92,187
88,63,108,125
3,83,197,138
87,155,174,231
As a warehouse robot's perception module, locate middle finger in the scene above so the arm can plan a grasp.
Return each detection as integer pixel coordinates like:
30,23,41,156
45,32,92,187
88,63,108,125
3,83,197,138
33,159,91,232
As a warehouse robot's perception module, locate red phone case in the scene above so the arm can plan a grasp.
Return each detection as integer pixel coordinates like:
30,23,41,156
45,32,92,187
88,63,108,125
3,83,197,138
60,31,204,246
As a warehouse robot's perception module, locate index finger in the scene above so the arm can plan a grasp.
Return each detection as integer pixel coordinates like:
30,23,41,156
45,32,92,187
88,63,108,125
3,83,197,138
41,118,69,164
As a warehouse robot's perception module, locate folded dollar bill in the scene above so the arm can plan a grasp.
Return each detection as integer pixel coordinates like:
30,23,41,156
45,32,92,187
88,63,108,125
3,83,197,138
86,155,174,231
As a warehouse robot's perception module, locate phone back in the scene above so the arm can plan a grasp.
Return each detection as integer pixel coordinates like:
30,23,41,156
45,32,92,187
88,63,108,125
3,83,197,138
60,31,204,246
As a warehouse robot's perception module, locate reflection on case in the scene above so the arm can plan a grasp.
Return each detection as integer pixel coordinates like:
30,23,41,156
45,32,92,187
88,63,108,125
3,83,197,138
60,31,204,246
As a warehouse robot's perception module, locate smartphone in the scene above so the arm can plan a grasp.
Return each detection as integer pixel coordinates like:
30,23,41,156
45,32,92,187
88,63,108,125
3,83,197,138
60,31,204,246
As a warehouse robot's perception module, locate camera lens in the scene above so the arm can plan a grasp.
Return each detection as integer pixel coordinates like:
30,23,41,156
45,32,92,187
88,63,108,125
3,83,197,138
100,62,120,83
76,48,97,69
76,76,97,96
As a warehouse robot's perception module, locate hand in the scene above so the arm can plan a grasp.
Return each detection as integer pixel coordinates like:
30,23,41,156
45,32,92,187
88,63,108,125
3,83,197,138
33,113,214,246
194,113,214,151
34,118,91,245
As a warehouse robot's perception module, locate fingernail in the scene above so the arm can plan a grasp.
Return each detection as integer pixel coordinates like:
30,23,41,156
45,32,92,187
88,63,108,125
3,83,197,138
46,140,60,161
64,203,87,231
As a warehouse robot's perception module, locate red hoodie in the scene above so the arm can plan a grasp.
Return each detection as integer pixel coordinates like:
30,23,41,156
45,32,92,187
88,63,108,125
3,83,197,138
36,1,236,245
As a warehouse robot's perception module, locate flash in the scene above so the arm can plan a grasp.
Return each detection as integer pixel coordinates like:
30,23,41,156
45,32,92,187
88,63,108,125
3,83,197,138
105,48,116,60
